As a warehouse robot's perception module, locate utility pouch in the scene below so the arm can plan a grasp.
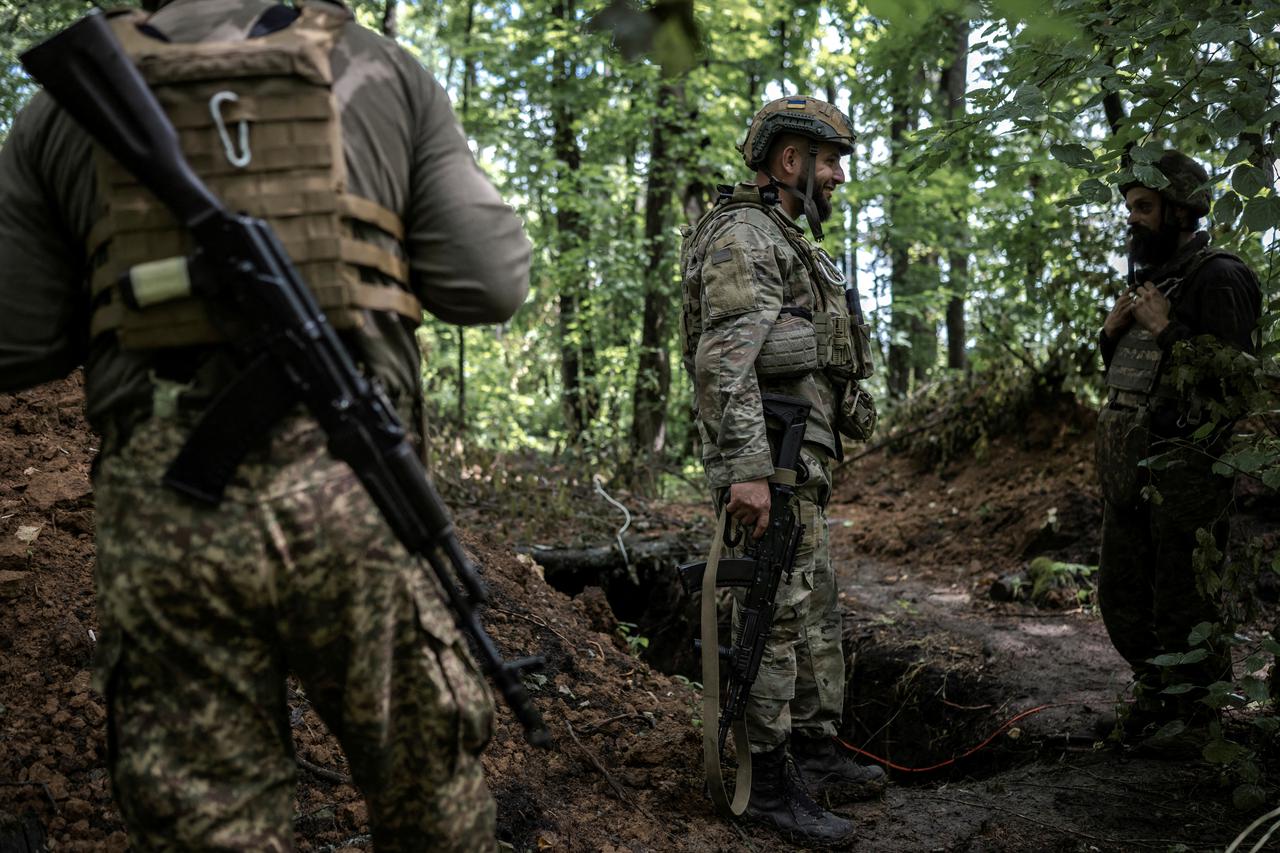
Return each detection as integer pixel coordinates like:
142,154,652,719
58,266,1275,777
850,320,875,380
837,380,877,441
1096,404,1151,508
756,310,820,379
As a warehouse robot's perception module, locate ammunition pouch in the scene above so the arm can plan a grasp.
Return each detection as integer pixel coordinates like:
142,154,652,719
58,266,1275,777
836,380,877,442
1096,403,1151,509
756,309,819,379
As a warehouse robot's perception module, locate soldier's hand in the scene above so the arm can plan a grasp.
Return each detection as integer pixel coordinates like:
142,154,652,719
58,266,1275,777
1102,291,1136,340
727,478,771,540
1131,282,1171,335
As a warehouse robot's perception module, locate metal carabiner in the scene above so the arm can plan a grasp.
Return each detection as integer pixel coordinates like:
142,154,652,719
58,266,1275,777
209,91,251,169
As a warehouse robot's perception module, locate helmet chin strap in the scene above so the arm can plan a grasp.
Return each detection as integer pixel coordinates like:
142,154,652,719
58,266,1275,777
768,142,824,242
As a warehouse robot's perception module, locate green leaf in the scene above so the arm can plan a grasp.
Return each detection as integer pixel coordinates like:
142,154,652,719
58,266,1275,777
1225,448,1272,474
1263,637,1280,656
1214,192,1241,227
1253,717,1280,736
1078,178,1112,204
1132,164,1168,189
1202,736,1247,764
1161,683,1196,695
1223,141,1256,167
1242,196,1280,234
1187,622,1214,646
1181,647,1208,664
1241,676,1269,704
1262,468,1280,491
1233,783,1267,811
1049,143,1095,167
1231,165,1269,199
1130,142,1163,165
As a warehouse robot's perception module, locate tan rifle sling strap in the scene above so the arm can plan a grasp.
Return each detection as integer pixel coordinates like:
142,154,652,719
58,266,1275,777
699,466,797,817
86,2,421,350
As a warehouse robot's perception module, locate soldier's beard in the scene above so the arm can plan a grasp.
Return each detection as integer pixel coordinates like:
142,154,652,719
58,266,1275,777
797,167,833,223
1128,221,1180,267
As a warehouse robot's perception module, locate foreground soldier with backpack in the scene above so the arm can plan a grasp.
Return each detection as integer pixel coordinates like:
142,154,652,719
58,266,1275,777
0,0,533,848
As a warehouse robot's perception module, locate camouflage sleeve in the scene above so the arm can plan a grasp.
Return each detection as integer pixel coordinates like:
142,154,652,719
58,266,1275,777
693,218,786,484
0,94,87,393
398,53,531,326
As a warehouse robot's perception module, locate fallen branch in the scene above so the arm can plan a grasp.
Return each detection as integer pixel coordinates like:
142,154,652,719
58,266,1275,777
297,757,352,786
578,712,655,735
563,721,652,820
518,535,705,576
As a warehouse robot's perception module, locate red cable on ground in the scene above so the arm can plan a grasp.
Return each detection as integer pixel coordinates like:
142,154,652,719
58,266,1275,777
836,702,1075,774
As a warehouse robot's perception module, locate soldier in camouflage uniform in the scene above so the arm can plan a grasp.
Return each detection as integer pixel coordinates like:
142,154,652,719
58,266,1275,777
0,0,530,849
1096,150,1261,744
679,97,884,845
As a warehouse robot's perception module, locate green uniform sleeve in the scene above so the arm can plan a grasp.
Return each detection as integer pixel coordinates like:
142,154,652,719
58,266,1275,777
0,93,90,393
693,218,786,483
397,51,531,325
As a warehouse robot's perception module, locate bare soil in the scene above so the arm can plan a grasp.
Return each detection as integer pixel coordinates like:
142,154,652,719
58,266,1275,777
1,375,1277,852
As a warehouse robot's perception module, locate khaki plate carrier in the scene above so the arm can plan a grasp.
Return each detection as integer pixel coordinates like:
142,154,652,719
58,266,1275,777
88,1,421,350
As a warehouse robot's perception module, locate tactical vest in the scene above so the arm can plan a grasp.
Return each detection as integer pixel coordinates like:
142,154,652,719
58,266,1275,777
679,184,870,384
1096,246,1244,507
86,2,421,350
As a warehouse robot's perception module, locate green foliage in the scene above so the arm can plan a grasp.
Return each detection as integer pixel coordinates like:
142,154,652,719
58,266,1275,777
615,621,650,657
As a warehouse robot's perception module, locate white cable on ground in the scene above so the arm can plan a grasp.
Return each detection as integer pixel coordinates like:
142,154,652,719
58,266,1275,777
1225,803,1280,853
593,474,635,583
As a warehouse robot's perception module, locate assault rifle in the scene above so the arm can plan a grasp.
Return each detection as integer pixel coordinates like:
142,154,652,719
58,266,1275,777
22,13,550,747
681,394,810,752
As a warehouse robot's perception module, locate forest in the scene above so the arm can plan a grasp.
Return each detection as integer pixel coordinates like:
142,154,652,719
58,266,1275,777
1,0,1279,850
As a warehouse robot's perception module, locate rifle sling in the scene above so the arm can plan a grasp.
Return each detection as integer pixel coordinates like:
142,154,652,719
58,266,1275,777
701,509,752,817
162,352,300,505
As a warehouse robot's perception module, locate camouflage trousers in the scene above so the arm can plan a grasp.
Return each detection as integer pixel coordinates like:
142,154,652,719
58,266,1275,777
93,410,496,852
1097,444,1235,703
727,445,844,752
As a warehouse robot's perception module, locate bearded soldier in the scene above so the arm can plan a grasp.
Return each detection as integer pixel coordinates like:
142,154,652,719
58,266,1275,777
679,96,884,844
0,0,530,848
1096,150,1261,744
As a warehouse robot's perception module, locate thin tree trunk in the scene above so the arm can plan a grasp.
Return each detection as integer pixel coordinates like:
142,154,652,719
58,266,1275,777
941,15,969,370
453,0,476,430
887,59,915,398
552,0,595,442
628,83,682,494
381,0,397,39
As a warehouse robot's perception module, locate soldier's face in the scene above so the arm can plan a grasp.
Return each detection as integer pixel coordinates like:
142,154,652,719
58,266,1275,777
799,143,846,223
1125,187,1179,265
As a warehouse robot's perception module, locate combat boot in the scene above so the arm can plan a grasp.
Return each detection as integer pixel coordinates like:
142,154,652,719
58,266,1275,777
791,731,887,801
743,742,855,846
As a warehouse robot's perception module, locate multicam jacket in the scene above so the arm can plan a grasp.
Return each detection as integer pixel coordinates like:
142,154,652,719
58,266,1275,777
680,183,851,488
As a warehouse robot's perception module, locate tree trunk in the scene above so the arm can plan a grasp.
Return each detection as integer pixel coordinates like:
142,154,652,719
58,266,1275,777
941,15,969,370
380,0,397,39
628,82,682,494
887,60,916,398
552,0,596,442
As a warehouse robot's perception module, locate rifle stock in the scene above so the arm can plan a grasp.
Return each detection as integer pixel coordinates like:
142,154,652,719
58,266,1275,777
22,12,551,747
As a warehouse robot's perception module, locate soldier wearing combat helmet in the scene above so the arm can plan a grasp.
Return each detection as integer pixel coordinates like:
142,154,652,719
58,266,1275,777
679,96,883,844
1096,150,1261,747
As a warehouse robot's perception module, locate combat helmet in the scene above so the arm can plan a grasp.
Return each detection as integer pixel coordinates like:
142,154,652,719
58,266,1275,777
739,96,854,241
1120,150,1211,219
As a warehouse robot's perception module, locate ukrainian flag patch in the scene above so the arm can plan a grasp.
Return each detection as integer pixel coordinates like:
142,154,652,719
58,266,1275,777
786,98,808,109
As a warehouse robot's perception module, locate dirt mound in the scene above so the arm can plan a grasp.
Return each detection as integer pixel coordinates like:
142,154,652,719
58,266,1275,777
834,395,1102,592
0,374,739,851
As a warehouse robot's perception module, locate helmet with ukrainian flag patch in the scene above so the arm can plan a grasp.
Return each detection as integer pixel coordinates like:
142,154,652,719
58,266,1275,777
740,96,855,171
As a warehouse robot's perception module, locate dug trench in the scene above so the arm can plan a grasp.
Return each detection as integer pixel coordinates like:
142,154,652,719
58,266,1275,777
2,374,1279,851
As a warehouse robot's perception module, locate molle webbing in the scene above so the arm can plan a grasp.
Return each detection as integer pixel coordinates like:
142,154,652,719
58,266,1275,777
87,4,419,350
